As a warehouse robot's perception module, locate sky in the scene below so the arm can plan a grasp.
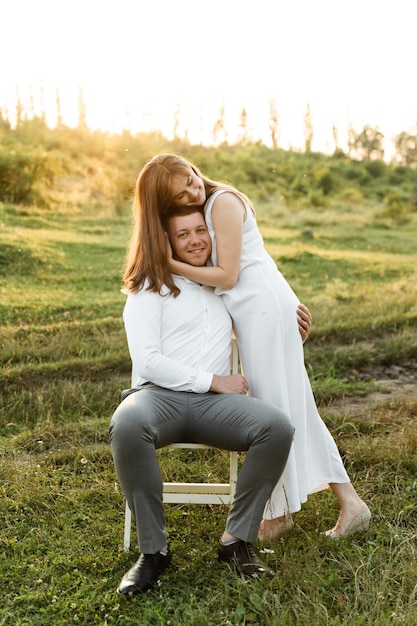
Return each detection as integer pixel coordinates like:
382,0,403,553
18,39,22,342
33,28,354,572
1,0,416,158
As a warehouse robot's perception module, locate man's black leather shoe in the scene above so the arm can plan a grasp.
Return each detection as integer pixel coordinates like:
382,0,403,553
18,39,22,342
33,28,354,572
117,548,172,596
218,540,275,579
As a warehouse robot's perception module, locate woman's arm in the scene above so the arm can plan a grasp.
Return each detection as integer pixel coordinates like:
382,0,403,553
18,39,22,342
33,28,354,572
168,192,245,289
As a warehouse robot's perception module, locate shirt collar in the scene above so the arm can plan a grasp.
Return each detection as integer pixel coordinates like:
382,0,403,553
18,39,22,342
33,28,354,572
172,274,204,286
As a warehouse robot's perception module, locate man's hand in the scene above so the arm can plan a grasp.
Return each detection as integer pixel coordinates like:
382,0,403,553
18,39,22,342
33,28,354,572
210,374,249,395
297,303,312,343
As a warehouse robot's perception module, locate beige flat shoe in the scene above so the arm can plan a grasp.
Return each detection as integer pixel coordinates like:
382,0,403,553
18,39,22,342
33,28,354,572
258,515,294,541
325,503,371,539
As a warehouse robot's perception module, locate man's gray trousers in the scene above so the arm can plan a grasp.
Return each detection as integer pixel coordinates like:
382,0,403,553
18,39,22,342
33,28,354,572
109,384,293,554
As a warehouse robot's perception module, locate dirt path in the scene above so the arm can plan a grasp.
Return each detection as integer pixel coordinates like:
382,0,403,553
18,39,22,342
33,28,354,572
329,361,417,416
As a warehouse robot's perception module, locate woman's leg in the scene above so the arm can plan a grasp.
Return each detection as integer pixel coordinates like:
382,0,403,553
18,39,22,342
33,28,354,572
326,482,371,537
260,482,370,539
258,514,294,540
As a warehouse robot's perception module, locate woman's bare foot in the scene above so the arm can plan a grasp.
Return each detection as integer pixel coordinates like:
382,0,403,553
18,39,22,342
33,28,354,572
258,514,294,541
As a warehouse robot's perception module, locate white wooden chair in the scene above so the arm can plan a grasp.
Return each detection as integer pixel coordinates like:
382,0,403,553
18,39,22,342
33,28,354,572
123,340,240,552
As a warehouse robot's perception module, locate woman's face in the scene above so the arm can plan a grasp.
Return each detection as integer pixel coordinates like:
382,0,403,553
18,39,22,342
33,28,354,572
169,168,206,208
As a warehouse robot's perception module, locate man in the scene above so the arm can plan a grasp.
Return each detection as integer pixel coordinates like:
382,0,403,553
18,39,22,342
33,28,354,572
110,207,294,597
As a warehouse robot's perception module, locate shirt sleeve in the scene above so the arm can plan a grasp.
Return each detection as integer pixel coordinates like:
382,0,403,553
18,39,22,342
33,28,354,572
123,290,213,393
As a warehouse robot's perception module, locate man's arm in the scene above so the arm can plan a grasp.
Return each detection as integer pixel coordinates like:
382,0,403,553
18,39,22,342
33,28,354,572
123,290,212,393
123,289,247,394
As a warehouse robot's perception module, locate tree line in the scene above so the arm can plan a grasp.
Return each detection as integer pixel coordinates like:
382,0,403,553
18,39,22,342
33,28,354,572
3,86,417,165
0,90,417,218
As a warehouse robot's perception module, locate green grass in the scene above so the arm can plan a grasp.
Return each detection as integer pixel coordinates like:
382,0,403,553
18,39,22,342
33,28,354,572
1,196,417,625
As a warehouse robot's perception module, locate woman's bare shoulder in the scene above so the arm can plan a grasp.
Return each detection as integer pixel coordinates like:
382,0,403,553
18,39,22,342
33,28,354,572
211,189,247,212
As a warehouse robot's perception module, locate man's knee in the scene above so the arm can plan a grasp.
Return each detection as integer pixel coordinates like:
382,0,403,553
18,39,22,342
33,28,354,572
266,406,294,449
109,398,148,445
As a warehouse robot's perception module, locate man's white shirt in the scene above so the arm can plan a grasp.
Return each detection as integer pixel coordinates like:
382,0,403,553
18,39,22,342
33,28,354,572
123,276,232,392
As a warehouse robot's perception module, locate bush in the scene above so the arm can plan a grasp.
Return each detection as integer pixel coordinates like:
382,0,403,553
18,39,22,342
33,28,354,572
364,159,386,178
314,166,335,195
305,188,328,207
338,187,364,204
0,143,65,205
381,189,413,219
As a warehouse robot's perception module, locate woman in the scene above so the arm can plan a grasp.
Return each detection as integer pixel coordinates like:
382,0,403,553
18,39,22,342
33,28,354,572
125,153,371,539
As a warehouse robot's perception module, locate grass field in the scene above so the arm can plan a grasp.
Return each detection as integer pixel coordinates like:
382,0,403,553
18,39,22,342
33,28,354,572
1,193,416,625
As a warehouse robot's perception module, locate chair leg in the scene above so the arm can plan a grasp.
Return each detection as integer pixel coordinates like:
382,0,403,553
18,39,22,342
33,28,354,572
123,500,131,552
230,451,238,497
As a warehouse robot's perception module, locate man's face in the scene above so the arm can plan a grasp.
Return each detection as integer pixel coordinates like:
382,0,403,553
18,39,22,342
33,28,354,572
167,212,212,266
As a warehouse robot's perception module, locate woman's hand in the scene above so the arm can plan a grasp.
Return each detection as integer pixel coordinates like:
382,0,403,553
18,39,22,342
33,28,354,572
297,303,312,343
165,232,173,260
165,232,176,272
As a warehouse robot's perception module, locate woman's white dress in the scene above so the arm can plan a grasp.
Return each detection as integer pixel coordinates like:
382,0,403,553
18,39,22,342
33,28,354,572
205,190,349,518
